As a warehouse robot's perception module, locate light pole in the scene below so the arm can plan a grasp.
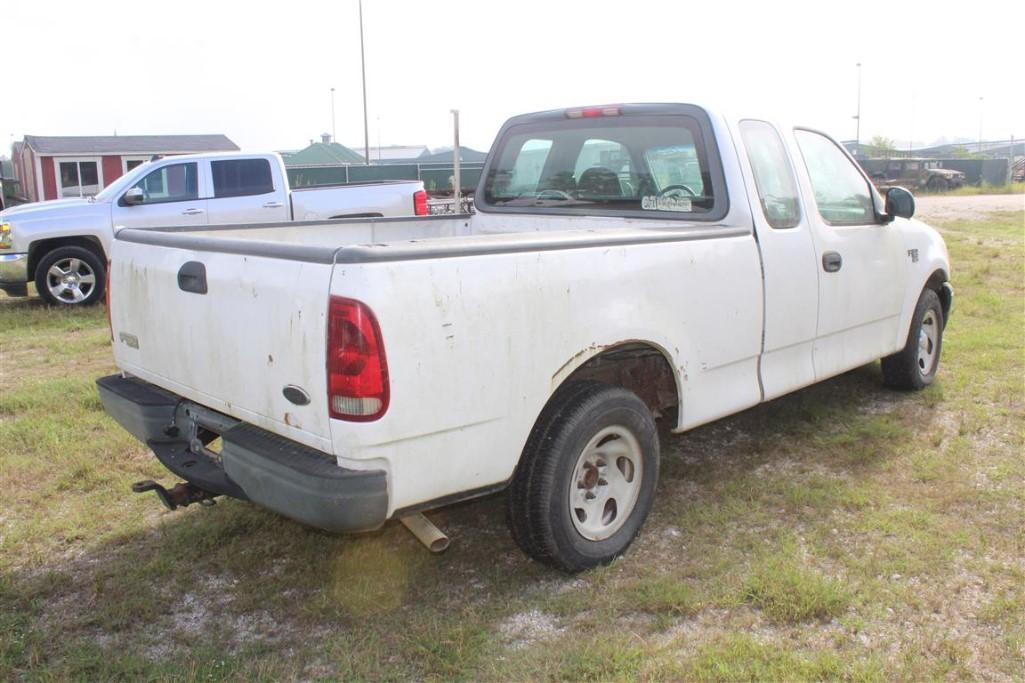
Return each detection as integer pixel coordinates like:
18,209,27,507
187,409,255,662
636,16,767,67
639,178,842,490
854,62,862,156
330,87,336,143
978,96,984,154
358,0,370,165
451,109,461,212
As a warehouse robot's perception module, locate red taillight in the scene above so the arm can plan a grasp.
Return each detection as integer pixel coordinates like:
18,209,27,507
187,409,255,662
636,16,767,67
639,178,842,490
105,260,112,341
566,105,622,119
413,189,429,216
327,296,389,421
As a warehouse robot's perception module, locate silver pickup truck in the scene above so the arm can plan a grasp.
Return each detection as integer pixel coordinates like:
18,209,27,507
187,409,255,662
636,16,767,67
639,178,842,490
0,152,426,306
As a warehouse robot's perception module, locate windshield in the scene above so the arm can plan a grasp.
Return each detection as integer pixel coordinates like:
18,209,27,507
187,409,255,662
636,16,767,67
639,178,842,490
93,161,156,202
481,114,720,217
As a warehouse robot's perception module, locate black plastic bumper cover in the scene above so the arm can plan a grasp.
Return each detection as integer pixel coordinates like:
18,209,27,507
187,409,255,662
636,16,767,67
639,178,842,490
96,374,388,533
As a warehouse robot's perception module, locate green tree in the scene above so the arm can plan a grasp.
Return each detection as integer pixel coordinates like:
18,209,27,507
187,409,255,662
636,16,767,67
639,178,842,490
868,135,896,157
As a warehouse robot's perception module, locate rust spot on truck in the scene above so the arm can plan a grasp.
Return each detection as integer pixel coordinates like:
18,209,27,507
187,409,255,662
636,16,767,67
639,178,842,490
554,342,679,418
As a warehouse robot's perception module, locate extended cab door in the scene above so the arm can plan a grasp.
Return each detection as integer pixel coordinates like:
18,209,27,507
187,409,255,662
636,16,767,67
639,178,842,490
204,157,290,225
790,129,906,380
735,120,819,400
111,160,208,229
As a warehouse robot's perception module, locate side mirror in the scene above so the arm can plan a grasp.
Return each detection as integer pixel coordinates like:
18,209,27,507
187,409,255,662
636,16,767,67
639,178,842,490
122,187,144,206
884,186,915,220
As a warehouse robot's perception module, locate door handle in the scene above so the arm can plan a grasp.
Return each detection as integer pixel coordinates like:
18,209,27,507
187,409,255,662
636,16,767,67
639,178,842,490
822,251,843,273
262,201,284,209
182,208,205,216
177,261,207,294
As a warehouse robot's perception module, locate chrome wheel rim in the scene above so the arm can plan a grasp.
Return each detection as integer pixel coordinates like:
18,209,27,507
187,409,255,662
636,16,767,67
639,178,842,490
917,310,938,376
46,257,96,304
569,425,643,541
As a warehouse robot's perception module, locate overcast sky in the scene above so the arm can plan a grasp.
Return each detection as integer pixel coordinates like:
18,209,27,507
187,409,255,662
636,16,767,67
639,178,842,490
4,0,1022,155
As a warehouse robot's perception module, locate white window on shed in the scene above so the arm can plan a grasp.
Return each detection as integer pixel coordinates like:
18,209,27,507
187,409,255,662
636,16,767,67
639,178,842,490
56,158,103,198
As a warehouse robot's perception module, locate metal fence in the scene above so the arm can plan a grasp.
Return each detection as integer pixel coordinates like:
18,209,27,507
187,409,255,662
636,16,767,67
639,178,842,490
287,163,485,193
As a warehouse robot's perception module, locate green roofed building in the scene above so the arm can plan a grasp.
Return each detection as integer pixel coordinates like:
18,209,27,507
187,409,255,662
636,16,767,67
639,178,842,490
285,134,365,166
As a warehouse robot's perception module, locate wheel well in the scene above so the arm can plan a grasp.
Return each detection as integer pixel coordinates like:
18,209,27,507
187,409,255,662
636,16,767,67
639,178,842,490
27,236,106,279
925,268,951,322
560,343,679,419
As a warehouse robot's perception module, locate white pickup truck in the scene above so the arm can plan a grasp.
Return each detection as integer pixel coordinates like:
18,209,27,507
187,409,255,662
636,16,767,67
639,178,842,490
0,152,426,306
98,104,952,572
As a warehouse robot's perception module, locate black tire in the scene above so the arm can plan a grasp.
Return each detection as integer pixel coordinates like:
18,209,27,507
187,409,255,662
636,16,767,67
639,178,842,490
927,176,949,192
506,381,660,573
882,288,944,390
34,245,105,306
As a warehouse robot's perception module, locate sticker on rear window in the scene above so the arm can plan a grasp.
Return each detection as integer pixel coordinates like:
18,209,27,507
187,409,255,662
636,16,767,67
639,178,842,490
641,195,692,212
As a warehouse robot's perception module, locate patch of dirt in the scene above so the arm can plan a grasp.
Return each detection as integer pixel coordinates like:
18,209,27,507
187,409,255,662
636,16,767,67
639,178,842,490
914,194,1024,223
498,609,566,650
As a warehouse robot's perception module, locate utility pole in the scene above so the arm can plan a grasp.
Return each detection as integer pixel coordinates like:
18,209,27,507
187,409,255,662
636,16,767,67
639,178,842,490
1008,134,1015,185
908,91,915,156
451,109,461,213
359,0,370,165
854,62,862,156
330,87,336,143
978,96,984,154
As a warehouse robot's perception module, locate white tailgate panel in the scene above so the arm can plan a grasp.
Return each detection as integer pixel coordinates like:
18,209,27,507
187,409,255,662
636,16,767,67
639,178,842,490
110,240,333,449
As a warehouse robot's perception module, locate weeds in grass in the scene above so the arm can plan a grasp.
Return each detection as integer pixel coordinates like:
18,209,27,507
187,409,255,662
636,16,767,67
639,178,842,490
743,542,851,623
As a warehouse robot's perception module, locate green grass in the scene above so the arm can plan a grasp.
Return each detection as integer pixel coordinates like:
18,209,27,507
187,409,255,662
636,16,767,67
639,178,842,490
946,181,1025,195
1,209,1023,680
743,541,851,623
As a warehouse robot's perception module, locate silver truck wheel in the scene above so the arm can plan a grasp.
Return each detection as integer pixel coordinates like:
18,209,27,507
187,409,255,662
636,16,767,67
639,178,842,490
34,246,105,307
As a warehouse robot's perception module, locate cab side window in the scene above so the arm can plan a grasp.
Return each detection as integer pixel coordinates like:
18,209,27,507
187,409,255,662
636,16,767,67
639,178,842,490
131,163,199,204
212,158,274,198
794,129,874,226
739,120,801,229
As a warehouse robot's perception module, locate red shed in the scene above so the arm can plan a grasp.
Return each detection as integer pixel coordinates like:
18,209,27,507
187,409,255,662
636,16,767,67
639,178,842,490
11,134,239,203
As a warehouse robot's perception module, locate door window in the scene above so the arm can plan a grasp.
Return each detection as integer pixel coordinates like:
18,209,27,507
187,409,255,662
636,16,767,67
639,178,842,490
739,120,801,229
794,130,875,226
211,158,274,198
128,163,199,204
58,160,101,197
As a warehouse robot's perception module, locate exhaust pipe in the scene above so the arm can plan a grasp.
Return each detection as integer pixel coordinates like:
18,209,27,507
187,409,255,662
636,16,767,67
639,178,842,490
400,513,450,553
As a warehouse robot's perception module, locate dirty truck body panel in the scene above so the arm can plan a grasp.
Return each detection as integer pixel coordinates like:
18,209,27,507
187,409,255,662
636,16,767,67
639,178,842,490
101,104,951,537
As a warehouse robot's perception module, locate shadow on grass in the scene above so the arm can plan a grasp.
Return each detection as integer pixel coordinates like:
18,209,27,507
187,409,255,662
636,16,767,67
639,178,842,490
1,361,928,679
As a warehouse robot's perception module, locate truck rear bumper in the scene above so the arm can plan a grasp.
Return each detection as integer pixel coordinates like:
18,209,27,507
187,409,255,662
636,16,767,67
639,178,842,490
96,374,388,533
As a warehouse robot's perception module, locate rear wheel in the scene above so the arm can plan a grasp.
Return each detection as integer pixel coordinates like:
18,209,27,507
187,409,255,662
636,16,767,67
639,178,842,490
882,288,944,390
34,246,105,306
506,381,659,572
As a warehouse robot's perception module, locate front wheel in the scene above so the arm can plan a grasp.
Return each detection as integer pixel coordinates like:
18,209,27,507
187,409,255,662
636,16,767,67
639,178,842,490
882,288,944,390
506,381,660,573
34,246,105,306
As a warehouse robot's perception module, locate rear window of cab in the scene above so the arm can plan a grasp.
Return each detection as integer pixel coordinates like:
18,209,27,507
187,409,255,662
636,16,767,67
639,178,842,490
478,108,727,221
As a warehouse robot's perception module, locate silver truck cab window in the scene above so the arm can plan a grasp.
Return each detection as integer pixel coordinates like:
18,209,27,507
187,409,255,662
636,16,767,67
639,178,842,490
131,162,199,204
739,120,801,229
212,158,275,198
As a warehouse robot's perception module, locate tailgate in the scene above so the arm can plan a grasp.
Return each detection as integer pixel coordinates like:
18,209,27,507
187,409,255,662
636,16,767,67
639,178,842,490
109,238,334,451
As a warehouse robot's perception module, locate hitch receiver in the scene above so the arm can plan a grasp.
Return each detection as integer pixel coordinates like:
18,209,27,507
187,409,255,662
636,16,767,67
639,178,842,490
131,480,217,511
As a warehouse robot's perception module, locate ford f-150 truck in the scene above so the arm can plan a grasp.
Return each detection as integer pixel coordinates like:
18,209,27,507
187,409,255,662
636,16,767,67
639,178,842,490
98,104,952,572
0,152,427,306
